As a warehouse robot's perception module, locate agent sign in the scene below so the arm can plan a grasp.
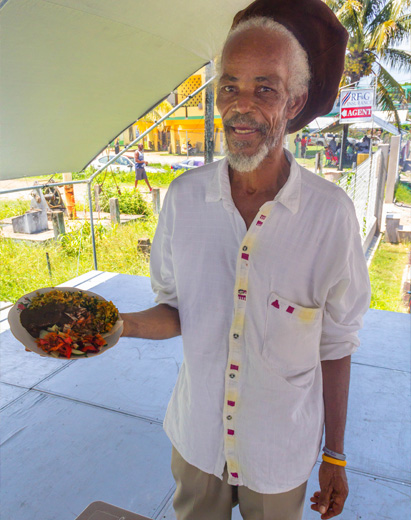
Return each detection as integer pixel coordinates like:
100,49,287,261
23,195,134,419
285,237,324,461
340,89,374,123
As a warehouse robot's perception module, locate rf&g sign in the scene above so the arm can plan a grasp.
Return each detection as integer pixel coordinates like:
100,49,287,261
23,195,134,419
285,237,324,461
340,89,374,123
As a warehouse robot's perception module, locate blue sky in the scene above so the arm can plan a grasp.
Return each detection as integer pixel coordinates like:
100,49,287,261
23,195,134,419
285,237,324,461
384,37,411,83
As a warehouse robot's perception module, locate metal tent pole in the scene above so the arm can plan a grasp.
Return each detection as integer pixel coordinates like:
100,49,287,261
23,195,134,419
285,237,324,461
0,69,217,274
84,71,217,271
88,72,217,184
87,182,98,270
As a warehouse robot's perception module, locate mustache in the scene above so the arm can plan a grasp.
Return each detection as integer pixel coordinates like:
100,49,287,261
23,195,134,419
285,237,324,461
223,115,269,134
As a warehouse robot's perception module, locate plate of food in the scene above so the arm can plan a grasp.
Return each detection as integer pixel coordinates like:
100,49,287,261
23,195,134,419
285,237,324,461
8,287,123,358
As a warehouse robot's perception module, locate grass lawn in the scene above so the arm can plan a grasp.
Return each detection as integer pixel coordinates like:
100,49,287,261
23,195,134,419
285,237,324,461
0,199,31,220
296,157,316,168
369,240,410,313
0,215,158,303
1,185,410,314
395,182,411,205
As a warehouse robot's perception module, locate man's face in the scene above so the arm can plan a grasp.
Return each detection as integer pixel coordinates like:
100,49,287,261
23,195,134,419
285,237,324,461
217,28,298,171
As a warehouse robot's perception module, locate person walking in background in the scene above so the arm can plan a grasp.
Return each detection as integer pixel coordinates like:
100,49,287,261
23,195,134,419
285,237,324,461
294,133,301,158
347,142,355,165
134,143,152,191
115,139,120,155
329,136,337,155
301,134,307,157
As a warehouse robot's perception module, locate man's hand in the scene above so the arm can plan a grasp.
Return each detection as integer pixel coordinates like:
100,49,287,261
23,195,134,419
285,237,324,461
310,462,348,519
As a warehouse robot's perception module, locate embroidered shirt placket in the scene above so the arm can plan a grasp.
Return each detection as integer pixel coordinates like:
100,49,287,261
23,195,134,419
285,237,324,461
224,204,273,486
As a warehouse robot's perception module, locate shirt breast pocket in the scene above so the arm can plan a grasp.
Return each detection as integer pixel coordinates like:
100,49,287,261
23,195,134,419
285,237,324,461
262,291,322,377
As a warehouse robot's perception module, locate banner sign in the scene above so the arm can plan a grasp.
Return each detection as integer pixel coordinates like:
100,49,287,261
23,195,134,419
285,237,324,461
340,89,374,123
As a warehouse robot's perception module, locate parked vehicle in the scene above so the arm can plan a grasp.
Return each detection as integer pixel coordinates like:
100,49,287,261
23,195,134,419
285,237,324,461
309,133,360,148
171,159,204,171
90,154,134,173
90,154,165,174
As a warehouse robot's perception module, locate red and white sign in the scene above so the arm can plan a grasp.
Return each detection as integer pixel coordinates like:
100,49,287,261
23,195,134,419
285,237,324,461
339,89,374,123
341,107,372,120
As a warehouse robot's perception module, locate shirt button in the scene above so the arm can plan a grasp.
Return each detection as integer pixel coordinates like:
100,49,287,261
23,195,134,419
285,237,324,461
233,333,239,339
227,415,232,420
242,246,248,251
229,373,236,379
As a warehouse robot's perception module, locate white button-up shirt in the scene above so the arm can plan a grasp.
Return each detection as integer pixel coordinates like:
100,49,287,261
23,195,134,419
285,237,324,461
150,151,370,494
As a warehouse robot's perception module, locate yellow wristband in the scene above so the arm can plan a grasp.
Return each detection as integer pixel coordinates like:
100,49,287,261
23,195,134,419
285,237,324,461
322,454,347,467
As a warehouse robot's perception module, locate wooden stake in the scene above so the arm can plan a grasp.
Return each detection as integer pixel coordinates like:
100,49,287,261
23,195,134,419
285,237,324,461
109,197,120,225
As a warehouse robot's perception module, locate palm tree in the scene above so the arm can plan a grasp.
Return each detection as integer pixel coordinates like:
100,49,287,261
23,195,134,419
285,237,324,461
141,99,173,125
326,0,411,129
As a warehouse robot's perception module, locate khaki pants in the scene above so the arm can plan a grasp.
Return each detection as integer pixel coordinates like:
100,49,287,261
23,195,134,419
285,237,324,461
171,447,307,520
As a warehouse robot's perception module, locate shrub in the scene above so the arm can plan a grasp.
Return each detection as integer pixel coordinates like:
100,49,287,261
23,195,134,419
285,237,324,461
59,221,109,257
96,184,153,216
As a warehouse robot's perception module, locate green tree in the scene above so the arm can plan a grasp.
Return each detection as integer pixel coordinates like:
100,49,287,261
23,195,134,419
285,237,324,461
326,0,411,128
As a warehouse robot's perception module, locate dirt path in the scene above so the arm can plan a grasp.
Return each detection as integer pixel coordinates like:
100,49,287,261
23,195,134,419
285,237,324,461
0,178,37,200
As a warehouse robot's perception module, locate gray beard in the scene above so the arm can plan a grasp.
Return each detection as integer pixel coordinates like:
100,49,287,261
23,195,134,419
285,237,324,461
223,126,284,173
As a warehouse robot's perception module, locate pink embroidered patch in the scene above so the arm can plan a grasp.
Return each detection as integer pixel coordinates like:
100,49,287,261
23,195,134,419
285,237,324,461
227,400,236,407
241,253,249,260
256,220,263,226
286,306,295,314
227,429,235,435
260,215,266,220
231,472,239,478
238,289,247,301
271,300,280,309
230,364,239,371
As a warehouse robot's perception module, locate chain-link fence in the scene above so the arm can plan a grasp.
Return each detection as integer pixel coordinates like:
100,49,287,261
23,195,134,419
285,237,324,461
335,148,387,251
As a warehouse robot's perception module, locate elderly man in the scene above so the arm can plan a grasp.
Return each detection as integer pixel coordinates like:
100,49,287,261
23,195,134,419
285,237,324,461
122,1,370,518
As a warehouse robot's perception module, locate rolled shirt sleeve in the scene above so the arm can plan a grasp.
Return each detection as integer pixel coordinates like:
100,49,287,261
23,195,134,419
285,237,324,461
320,198,371,361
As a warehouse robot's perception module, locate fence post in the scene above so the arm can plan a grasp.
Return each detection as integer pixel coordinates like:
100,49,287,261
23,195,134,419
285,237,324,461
94,185,102,213
314,151,323,175
375,145,389,233
152,188,161,215
204,61,215,164
51,210,65,239
109,197,120,225
385,135,401,203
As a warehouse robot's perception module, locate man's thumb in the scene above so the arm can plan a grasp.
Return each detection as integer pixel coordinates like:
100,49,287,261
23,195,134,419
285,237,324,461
318,489,331,515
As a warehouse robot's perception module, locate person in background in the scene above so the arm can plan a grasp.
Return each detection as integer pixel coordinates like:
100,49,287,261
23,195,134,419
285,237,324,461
329,136,337,155
294,133,301,158
356,136,370,154
347,142,355,165
115,139,120,155
134,144,152,192
301,134,308,157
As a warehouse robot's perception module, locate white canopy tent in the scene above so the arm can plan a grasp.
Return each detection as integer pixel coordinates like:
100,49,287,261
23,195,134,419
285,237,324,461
307,110,409,135
0,0,251,181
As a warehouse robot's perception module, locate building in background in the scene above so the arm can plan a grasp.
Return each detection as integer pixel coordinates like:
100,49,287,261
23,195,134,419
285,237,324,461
117,67,224,155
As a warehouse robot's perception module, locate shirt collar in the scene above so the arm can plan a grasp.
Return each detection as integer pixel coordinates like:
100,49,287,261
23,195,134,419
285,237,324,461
276,149,301,215
205,150,301,215
205,158,228,203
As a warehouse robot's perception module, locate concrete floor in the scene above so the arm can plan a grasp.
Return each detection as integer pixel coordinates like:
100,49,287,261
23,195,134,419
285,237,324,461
0,271,410,520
